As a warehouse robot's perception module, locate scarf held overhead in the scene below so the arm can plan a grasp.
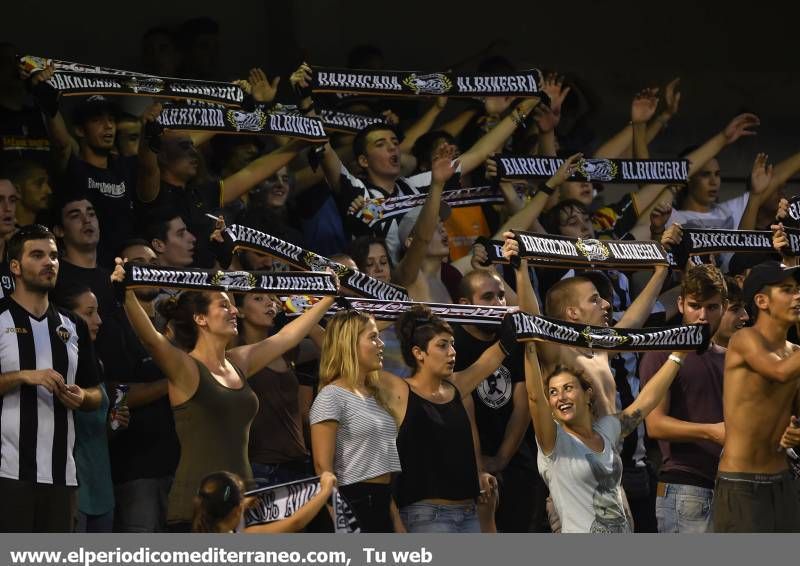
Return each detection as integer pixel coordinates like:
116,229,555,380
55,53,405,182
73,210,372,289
20,55,246,106
496,155,689,184
310,66,542,97
122,262,338,294
157,102,327,142
223,224,409,301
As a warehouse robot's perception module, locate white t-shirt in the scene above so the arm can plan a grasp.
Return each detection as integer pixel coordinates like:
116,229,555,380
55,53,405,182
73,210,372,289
537,415,631,533
666,193,750,230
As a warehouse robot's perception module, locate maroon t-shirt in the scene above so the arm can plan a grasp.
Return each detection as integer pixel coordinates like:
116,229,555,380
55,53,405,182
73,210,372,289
639,346,725,487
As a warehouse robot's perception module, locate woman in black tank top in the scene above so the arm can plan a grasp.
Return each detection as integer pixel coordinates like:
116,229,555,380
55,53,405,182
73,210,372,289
389,304,510,533
112,261,335,530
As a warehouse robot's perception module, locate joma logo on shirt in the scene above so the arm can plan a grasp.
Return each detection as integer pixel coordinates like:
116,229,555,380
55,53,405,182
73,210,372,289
5,327,28,334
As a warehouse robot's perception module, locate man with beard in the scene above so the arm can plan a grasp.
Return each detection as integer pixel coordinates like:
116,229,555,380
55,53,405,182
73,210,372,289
6,159,51,226
25,65,162,268
453,268,546,532
640,265,728,533
0,224,101,531
713,261,800,532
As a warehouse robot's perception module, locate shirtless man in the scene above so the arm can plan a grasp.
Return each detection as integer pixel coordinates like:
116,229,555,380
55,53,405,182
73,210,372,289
502,228,681,416
713,260,800,532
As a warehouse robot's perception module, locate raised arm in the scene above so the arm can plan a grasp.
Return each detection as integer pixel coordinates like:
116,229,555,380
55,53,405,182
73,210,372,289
738,152,774,230
729,327,800,384
392,144,455,288
399,98,447,154
228,296,336,377
457,97,541,174
440,107,479,138
222,140,308,205
632,88,659,160
615,224,679,327
524,341,557,454
684,113,761,177
135,103,163,203
290,63,344,193
244,472,337,534
24,63,78,173
645,78,680,143
619,352,686,438
451,341,507,398
112,262,197,392
493,153,582,236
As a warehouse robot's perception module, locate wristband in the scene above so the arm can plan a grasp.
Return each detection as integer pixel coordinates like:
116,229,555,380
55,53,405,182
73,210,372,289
537,182,555,196
668,354,683,367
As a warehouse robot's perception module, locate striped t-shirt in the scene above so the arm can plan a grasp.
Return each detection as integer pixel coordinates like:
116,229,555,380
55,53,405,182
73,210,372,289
310,385,401,486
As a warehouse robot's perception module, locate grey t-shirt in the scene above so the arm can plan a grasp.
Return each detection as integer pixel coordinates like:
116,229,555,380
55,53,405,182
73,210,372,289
537,416,631,533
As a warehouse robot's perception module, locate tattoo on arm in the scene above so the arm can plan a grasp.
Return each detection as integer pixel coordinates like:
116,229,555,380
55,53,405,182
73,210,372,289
618,409,643,438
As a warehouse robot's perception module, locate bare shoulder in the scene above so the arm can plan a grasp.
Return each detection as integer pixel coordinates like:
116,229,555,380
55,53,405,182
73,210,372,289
728,327,761,352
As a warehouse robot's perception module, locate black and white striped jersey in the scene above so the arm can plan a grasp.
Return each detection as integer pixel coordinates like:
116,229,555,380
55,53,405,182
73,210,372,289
0,297,100,486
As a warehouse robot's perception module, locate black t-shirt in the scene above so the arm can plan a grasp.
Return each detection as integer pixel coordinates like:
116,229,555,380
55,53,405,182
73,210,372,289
64,153,137,269
136,180,222,268
53,261,117,318
0,105,50,168
451,324,536,470
108,311,180,483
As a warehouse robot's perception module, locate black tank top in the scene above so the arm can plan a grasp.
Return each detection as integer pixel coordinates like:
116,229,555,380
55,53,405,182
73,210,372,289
394,380,479,508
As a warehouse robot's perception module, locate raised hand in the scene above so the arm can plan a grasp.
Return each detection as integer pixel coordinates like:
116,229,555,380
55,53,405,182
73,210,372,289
776,197,789,222
430,142,458,185
663,77,681,118
649,201,673,238
723,113,760,145
209,215,226,242
501,230,520,263
470,242,490,271
533,104,559,133
484,156,498,182
780,416,800,449
549,152,582,187
660,223,683,249
540,72,571,116
381,109,400,126
111,257,127,284
771,222,790,254
248,68,280,104
290,62,313,96
631,87,660,124
749,152,774,197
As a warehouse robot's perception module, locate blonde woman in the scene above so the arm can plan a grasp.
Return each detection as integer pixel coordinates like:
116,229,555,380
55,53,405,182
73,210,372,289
310,310,401,532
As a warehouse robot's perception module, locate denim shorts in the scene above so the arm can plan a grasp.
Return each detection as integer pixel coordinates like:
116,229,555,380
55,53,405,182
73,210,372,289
400,502,480,533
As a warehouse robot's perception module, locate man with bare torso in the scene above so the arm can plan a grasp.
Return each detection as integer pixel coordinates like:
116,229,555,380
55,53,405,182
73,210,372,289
714,261,800,532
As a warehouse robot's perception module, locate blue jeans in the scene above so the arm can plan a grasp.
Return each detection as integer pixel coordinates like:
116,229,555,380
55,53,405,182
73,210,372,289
251,461,312,489
655,482,714,533
400,502,480,533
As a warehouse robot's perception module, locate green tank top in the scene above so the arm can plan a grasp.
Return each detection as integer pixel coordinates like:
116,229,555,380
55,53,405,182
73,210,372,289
167,358,259,524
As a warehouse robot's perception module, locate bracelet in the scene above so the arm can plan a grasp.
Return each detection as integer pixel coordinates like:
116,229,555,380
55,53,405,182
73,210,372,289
511,108,528,128
668,354,683,367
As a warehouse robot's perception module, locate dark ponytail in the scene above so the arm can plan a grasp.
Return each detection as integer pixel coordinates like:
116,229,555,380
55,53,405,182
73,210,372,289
192,471,244,533
156,291,213,350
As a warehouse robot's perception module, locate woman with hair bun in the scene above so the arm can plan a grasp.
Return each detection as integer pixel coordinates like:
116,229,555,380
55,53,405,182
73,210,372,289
192,470,337,533
111,259,335,532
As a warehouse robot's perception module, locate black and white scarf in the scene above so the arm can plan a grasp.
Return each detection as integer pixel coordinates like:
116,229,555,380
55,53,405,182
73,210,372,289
223,224,409,301
122,262,338,294
21,55,246,106
496,155,689,184
311,67,542,97
244,477,359,533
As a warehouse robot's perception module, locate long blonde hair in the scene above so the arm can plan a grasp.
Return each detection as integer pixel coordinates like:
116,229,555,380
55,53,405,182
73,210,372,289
319,310,384,404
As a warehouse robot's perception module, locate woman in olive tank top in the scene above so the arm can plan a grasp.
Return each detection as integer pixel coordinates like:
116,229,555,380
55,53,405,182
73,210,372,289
112,260,335,531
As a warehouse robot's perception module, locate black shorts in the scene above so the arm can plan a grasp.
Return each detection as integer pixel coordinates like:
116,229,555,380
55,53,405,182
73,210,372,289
0,477,77,532
712,471,800,532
